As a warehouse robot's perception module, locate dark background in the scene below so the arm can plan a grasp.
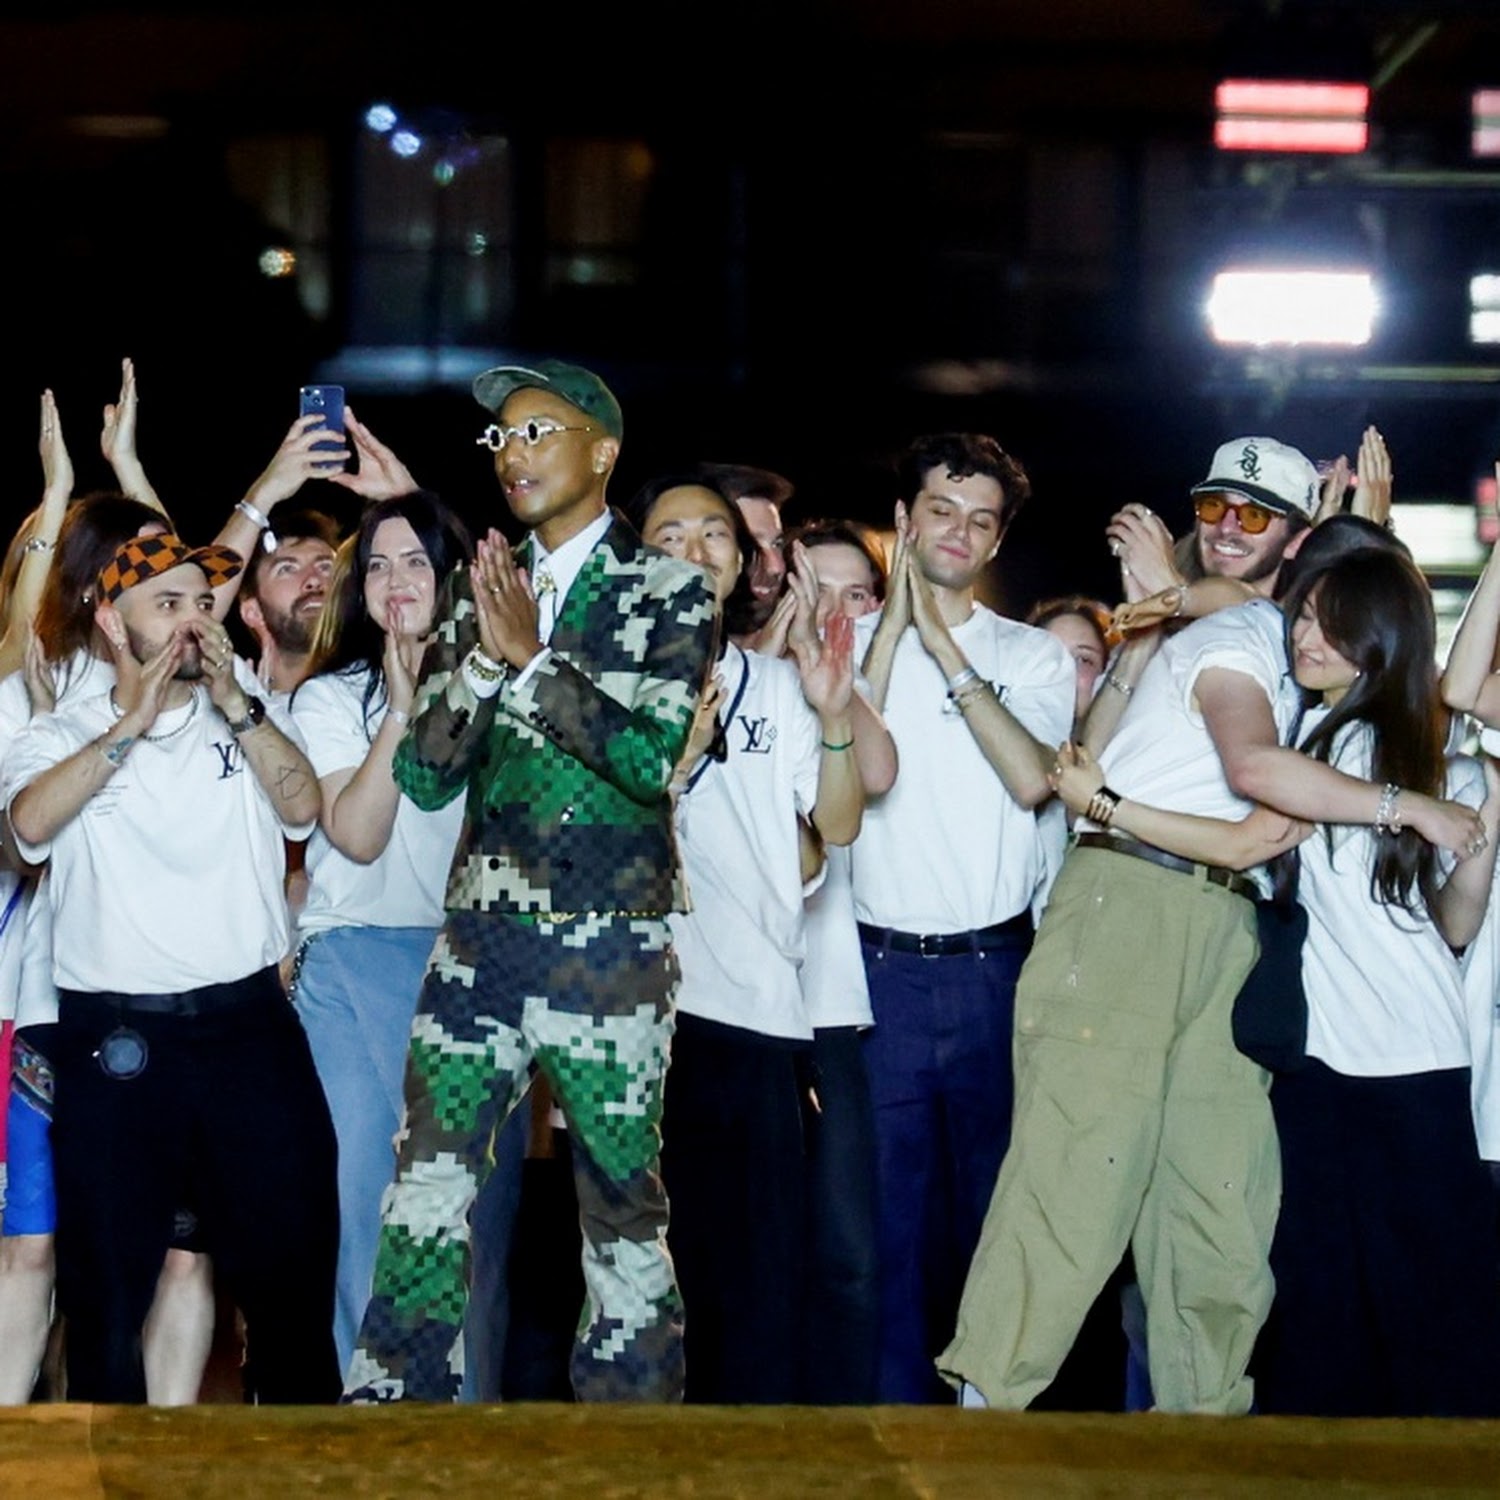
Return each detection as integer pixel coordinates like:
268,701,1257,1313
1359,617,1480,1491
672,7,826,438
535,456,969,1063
6,0,1500,616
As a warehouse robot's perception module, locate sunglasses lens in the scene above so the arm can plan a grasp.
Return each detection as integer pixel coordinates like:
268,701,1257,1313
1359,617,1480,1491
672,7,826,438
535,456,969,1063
1195,496,1228,524
1239,503,1273,534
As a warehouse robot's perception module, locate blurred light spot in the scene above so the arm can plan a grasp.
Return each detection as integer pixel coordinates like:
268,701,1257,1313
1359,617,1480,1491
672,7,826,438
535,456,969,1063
258,246,297,279
365,103,397,134
467,232,489,257
1206,269,1376,346
391,130,422,159
433,160,456,186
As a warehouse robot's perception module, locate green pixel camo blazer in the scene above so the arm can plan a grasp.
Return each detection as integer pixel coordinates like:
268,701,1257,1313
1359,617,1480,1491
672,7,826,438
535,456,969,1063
393,512,719,919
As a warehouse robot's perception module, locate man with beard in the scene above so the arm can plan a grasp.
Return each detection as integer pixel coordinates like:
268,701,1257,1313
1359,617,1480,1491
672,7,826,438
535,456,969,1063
3,535,338,1403
938,437,1477,1414
236,506,339,697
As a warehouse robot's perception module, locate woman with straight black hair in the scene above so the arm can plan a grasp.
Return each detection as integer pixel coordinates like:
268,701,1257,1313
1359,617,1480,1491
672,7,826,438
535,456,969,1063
1249,540,1500,1417
289,490,480,1378
1051,522,1500,1415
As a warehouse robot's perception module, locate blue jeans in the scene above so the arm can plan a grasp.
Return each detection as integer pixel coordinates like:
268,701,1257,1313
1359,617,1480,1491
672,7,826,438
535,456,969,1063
292,925,450,1377
861,929,1028,1403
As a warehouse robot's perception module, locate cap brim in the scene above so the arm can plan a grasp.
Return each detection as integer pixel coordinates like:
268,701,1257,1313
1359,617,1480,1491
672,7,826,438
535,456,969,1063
1190,479,1300,518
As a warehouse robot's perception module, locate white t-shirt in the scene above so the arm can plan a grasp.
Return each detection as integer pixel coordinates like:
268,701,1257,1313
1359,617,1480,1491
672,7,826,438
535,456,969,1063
669,645,820,1042
292,666,465,937
1298,714,1478,1078
0,651,116,1028
850,605,1074,933
3,662,312,993
1099,599,1300,826
801,844,873,1029
1463,854,1500,1159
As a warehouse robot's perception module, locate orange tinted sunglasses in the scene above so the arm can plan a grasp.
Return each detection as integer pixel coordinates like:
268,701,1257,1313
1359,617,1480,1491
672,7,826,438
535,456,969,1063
1193,494,1278,535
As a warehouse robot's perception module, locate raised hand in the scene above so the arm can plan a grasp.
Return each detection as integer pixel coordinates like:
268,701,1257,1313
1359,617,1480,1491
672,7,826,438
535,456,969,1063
471,529,541,669
382,599,428,716
881,503,913,634
750,589,798,659
907,549,953,658
1314,453,1350,524
244,414,351,516
21,628,55,717
1104,504,1180,599
109,631,183,737
39,389,73,500
794,604,855,719
185,615,249,721
99,357,141,472
327,406,418,501
1351,426,1393,527
783,540,823,660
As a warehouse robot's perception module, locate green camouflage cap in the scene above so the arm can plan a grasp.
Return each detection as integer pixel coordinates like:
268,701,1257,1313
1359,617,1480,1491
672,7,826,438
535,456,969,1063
472,358,624,438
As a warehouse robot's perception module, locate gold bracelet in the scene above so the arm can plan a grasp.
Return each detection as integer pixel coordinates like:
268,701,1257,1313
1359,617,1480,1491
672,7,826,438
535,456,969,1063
464,647,506,685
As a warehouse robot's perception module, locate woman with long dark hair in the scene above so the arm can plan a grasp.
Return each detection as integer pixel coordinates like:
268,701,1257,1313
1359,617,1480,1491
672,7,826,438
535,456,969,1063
1047,522,1500,1416
1250,542,1500,1417
288,490,476,1377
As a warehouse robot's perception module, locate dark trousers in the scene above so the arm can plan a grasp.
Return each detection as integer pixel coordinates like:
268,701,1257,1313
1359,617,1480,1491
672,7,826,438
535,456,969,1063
661,1013,810,1404
52,971,340,1404
861,928,1029,1403
801,1024,879,1404
1256,1059,1500,1417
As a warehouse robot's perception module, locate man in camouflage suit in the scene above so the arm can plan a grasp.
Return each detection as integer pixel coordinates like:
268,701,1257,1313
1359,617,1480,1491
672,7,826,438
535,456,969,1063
344,361,718,1402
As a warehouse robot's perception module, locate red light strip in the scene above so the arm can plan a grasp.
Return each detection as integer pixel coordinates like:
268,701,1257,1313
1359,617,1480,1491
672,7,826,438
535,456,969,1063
1216,80,1369,117
1215,79,1369,154
1215,118,1369,153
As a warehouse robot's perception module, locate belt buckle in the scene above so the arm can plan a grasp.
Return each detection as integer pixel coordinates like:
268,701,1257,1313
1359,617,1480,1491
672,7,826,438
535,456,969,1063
917,932,944,959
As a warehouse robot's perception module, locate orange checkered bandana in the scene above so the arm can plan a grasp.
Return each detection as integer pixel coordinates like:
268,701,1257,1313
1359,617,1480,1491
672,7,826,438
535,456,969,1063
96,535,243,604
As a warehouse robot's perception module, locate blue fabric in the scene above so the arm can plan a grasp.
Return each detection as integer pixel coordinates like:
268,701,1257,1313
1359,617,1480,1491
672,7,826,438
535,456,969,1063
860,930,1028,1403
4,1030,55,1237
294,925,441,1376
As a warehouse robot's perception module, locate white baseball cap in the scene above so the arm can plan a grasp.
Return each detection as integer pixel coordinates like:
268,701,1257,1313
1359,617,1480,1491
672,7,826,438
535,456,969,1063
1191,436,1320,521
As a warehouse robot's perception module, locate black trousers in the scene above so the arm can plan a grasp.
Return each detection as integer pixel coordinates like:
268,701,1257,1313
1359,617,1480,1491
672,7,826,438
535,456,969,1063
52,970,340,1403
800,1024,879,1404
1256,1059,1500,1417
661,1013,811,1404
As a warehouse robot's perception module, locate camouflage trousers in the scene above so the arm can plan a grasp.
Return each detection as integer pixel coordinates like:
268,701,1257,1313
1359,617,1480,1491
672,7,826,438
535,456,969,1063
344,909,683,1403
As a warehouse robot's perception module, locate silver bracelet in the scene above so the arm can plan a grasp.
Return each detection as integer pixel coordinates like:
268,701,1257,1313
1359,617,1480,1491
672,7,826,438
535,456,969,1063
236,498,271,530
386,706,410,726
1103,671,1134,699
1374,782,1403,834
22,537,53,555
947,666,979,693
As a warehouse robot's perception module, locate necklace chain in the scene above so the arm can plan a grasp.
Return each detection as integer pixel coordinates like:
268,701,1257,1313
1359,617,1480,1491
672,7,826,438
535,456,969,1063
110,686,202,743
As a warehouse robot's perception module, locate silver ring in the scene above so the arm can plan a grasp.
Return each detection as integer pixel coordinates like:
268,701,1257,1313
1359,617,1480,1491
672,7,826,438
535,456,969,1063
1109,540,1125,558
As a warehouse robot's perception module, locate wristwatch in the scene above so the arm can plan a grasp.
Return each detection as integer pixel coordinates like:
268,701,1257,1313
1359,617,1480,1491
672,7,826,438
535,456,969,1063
225,695,267,736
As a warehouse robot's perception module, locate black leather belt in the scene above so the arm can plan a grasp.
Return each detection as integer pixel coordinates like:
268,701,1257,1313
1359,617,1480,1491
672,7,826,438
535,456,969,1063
857,912,1032,958
1074,831,1257,902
